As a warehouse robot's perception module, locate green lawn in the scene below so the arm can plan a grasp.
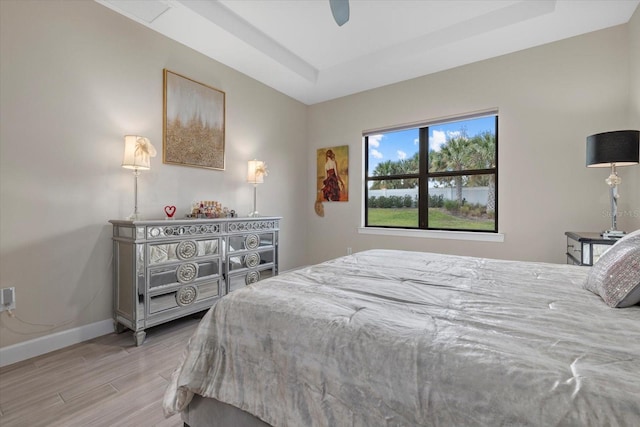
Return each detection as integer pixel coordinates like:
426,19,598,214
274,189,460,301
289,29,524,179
367,208,495,231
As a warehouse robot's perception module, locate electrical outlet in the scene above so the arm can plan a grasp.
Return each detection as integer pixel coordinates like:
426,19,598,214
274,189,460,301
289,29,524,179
347,247,352,255
0,287,15,312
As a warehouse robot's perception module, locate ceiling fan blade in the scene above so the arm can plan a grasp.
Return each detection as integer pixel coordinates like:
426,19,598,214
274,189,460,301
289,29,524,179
329,0,349,26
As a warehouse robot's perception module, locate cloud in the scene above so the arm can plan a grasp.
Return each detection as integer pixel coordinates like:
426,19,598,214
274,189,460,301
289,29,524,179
397,150,407,160
430,130,446,151
430,130,465,151
368,134,382,148
371,149,383,159
414,138,419,145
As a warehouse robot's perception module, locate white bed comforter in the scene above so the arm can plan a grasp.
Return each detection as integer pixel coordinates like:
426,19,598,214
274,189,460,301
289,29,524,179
163,250,640,426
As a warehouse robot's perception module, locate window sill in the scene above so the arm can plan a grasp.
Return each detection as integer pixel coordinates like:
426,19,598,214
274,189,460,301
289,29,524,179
357,227,505,242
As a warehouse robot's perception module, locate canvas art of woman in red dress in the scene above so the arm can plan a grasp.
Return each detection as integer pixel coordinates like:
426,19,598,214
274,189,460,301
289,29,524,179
322,149,345,201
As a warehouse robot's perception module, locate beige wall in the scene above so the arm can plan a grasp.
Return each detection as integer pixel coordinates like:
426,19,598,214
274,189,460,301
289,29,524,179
1,0,637,351
626,5,640,220
0,0,308,348
631,6,640,125
307,22,639,265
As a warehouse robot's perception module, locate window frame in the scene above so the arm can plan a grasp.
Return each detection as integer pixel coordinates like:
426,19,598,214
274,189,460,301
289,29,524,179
364,112,498,233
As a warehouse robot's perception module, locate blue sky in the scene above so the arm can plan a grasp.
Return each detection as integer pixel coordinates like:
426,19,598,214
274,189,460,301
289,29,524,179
367,115,495,175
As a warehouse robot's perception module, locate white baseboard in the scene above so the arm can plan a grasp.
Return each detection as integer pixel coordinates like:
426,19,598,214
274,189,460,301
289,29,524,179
0,319,114,368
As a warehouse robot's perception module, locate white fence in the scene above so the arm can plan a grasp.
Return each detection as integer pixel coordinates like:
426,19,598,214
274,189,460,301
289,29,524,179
368,187,489,205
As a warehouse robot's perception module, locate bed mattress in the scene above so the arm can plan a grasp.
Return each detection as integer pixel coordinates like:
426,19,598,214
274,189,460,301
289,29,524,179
164,249,640,426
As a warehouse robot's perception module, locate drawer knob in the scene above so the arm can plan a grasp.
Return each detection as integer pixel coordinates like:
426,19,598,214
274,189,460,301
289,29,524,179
176,285,198,306
244,252,261,268
245,234,260,249
246,271,261,285
177,240,198,260
176,262,199,283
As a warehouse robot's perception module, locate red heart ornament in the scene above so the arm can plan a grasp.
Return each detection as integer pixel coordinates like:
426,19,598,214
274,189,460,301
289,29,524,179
164,205,176,218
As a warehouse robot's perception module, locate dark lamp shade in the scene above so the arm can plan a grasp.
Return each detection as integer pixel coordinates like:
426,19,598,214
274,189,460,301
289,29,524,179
586,130,639,168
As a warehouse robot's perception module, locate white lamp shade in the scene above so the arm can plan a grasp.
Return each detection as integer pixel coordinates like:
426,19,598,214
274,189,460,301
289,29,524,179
247,160,265,184
122,135,156,170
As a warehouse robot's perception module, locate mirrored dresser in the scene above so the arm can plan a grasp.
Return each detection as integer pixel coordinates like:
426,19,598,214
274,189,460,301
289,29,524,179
110,217,280,345
565,231,616,266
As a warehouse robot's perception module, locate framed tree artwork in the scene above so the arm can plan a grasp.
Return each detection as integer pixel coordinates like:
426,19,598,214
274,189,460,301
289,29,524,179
163,69,226,170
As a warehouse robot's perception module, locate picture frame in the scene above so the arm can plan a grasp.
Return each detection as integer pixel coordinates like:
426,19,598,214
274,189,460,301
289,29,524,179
163,69,226,170
317,145,349,202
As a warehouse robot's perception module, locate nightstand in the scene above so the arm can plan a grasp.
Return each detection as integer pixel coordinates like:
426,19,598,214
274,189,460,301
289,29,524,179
565,231,616,266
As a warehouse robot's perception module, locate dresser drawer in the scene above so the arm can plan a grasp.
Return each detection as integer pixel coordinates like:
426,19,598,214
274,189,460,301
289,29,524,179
227,232,275,253
148,280,220,315
565,231,616,266
227,249,274,272
566,236,583,263
567,237,613,265
146,223,222,239
148,238,220,266
566,255,581,266
148,257,221,290
227,268,276,293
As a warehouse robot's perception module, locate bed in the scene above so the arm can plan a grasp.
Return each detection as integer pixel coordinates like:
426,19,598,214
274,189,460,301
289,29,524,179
163,235,640,426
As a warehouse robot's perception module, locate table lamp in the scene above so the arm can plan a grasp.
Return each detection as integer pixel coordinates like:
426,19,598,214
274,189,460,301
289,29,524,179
247,160,268,217
586,130,639,238
122,135,156,220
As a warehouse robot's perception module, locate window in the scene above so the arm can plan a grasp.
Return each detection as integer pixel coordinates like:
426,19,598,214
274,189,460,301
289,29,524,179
364,113,498,232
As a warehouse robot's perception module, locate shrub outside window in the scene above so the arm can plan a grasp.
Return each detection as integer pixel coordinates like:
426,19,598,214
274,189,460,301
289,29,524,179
364,113,498,232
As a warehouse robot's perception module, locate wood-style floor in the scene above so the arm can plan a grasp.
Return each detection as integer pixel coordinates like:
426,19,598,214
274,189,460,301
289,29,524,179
0,313,204,427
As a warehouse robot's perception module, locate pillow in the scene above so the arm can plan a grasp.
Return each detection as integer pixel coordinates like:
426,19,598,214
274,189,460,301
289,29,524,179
611,228,640,244
585,230,640,308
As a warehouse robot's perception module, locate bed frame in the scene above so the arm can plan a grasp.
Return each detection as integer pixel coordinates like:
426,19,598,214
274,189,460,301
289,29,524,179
182,395,270,427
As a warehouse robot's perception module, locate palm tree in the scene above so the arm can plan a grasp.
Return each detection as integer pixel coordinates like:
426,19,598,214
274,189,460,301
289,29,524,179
397,154,419,188
469,131,496,213
371,156,420,189
371,160,395,189
403,152,420,174
431,133,472,204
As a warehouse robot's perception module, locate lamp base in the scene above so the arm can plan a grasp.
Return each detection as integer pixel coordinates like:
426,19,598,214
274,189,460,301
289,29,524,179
126,212,141,221
247,211,260,218
602,230,625,239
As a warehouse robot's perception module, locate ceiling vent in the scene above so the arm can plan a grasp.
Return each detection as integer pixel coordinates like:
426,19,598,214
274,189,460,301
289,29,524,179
99,0,171,24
